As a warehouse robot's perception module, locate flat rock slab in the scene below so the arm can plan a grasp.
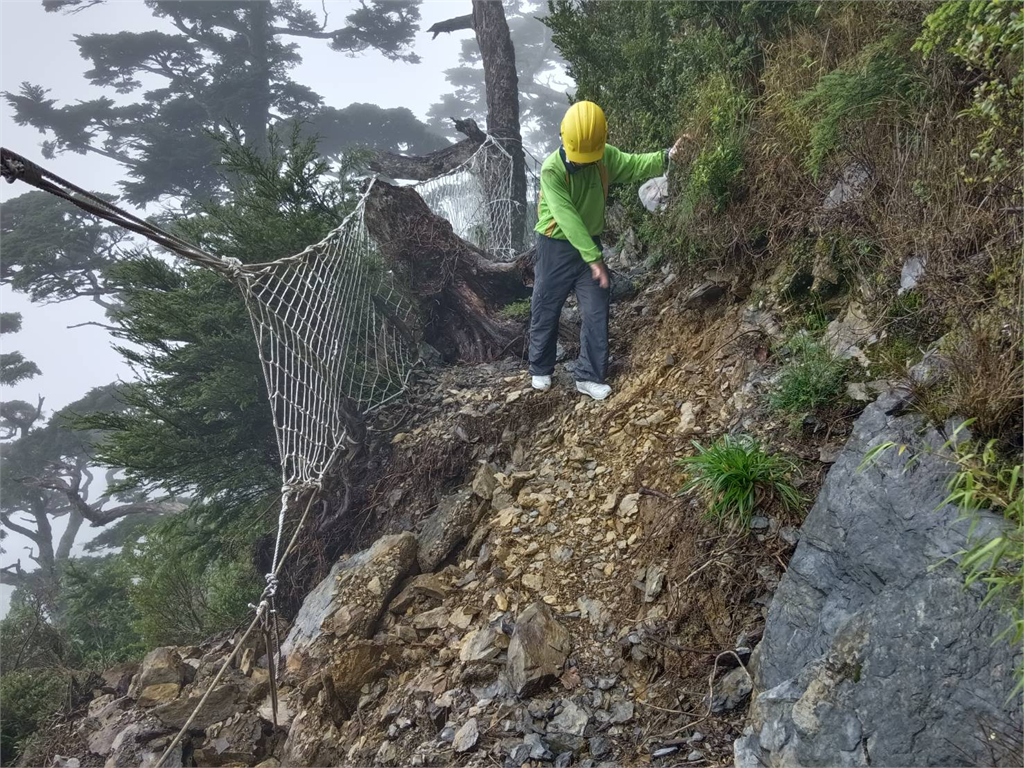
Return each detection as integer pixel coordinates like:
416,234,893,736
281,532,418,667
736,393,1022,767
152,683,241,730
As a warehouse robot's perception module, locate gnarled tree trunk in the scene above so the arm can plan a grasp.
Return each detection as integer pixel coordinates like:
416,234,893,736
379,1,528,252
364,181,531,362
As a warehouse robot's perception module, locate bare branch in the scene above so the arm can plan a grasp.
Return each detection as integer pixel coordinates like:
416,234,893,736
0,513,44,544
367,117,486,180
427,14,474,39
68,321,120,331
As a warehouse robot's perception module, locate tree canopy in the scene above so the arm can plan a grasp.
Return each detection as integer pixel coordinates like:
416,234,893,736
5,0,426,204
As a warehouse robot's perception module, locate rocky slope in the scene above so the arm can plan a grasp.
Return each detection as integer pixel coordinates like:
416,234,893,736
28,261,1021,768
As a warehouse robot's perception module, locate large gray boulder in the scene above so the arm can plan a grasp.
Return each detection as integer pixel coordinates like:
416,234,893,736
736,392,1021,767
280,532,418,670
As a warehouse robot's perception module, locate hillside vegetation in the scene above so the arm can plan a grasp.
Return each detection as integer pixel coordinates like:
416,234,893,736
1,1,1021,765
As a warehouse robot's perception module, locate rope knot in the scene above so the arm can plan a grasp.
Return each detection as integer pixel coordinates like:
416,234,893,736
1,150,26,185
263,572,279,599
222,256,245,279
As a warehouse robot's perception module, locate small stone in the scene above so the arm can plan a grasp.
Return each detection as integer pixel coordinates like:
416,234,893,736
453,718,479,753
687,749,703,762
652,745,679,758
687,731,704,744
460,627,500,662
599,493,618,513
663,353,676,368
495,592,509,611
779,526,800,547
589,736,612,758
597,677,616,691
847,382,873,402
449,605,477,630
643,564,666,602
550,544,573,563
707,666,753,713
522,573,544,591
609,700,634,724
749,516,770,531
472,462,499,500
819,444,841,464
549,700,590,735
618,493,640,516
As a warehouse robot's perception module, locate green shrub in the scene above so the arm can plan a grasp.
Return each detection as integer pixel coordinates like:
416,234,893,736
0,668,69,764
677,435,804,529
498,299,531,321
61,557,145,668
683,74,749,213
770,334,851,413
915,0,1023,184
122,508,262,647
795,34,922,178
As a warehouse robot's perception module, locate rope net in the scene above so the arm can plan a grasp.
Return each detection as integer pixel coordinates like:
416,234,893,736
227,138,527,565
416,135,536,261
234,184,415,498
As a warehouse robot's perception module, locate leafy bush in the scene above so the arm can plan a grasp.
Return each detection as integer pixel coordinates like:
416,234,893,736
795,34,922,178
677,435,803,529
0,668,69,764
770,334,851,413
684,75,749,212
122,507,263,647
498,298,531,321
915,0,1023,184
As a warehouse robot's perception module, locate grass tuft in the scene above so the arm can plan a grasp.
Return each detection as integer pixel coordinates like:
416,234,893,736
770,334,851,414
498,299,531,322
677,435,804,529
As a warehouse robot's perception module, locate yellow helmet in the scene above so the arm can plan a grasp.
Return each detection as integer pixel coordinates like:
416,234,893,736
561,101,607,164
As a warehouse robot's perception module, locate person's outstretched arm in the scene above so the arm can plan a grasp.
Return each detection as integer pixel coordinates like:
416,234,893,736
607,136,691,184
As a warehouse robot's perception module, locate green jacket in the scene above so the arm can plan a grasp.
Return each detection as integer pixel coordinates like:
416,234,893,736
534,144,666,263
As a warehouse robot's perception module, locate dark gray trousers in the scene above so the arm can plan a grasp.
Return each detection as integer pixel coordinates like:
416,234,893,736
529,234,609,383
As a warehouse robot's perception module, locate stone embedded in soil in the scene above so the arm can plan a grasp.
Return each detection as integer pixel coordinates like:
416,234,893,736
418,489,488,573
460,627,501,662
618,493,640,517
281,532,417,668
707,666,753,713
643,563,666,602
471,462,499,500
507,602,571,696
549,700,590,736
453,718,479,752
609,699,634,724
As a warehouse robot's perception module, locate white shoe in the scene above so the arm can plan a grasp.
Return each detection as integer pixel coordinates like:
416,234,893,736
576,380,611,400
531,375,552,391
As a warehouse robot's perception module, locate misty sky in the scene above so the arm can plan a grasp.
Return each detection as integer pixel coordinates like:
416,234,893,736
0,0,572,614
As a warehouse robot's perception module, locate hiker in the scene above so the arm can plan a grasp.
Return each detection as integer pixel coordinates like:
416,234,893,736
530,100,686,400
